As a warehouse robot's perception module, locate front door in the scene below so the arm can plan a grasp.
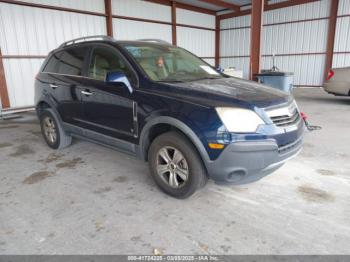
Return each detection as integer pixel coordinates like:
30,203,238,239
80,45,137,142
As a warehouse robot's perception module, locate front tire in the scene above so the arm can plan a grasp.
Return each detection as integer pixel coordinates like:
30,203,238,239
39,108,72,149
148,131,207,199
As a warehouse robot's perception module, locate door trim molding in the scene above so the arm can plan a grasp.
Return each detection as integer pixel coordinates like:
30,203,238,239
63,122,139,157
72,117,134,137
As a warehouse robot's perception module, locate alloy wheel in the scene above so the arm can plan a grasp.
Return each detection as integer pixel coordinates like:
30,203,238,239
156,146,189,188
43,116,57,144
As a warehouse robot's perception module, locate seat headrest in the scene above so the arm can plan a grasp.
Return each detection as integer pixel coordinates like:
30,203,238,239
95,55,109,69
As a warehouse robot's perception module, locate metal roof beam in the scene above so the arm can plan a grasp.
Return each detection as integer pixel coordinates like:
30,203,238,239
198,0,240,12
324,0,339,81
249,0,264,80
145,0,216,15
218,0,321,20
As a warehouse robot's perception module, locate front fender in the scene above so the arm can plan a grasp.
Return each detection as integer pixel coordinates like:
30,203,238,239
138,116,211,167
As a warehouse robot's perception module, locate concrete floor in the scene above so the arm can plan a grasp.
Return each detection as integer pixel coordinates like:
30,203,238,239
0,88,349,255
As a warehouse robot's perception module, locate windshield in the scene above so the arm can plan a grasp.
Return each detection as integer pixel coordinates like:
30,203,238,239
121,43,222,83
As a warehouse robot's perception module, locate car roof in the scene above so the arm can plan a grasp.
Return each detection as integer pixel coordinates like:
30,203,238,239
50,38,173,55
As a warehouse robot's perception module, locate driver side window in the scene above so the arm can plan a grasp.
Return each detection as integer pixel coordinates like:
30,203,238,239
88,46,135,85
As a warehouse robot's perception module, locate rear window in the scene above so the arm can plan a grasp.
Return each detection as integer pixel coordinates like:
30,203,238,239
57,47,87,76
43,52,62,73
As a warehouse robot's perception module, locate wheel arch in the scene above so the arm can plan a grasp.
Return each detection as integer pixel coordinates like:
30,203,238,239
139,116,211,167
36,100,50,115
35,96,63,122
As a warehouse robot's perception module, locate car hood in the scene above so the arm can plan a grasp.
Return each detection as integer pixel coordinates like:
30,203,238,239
170,77,291,109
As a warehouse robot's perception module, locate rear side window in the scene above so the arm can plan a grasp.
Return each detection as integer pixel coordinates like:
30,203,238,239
43,52,62,73
57,47,87,76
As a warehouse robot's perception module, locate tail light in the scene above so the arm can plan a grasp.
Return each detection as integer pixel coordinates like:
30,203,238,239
326,69,334,81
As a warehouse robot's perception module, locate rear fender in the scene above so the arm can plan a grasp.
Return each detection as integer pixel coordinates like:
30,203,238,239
35,94,62,122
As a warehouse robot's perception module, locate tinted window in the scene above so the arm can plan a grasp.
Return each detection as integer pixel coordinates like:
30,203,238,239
57,47,87,76
88,46,135,84
43,52,62,73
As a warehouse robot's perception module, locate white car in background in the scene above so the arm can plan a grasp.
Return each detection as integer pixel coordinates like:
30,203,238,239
324,67,350,96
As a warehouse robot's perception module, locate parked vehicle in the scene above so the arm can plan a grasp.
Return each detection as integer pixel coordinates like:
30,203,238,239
324,67,350,96
35,36,304,198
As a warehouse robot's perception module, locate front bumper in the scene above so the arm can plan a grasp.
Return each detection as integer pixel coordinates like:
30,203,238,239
206,134,303,184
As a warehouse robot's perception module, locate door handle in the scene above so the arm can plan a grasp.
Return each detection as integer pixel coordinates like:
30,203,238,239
50,84,58,89
81,90,93,96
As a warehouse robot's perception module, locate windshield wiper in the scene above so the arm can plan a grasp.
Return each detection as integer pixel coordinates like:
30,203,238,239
157,80,185,83
189,76,222,82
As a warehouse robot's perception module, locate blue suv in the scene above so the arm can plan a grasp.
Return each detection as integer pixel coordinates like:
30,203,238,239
35,36,304,198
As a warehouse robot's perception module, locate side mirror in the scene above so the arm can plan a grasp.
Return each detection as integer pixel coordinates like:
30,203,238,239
215,66,224,73
106,71,133,93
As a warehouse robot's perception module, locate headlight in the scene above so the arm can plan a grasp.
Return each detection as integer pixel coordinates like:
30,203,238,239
215,107,265,133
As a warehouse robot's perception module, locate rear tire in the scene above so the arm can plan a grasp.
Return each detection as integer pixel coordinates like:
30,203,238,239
148,131,207,199
39,108,72,149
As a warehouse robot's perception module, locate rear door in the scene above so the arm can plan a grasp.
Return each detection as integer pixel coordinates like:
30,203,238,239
53,46,90,126
40,51,64,107
80,44,137,141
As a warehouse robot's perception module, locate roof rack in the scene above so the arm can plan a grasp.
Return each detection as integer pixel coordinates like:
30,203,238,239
137,39,172,45
59,35,116,48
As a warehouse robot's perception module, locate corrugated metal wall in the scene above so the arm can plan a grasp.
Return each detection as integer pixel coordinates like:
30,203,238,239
2,0,346,109
112,0,171,22
262,0,330,86
111,0,172,43
177,8,215,28
176,26,215,64
0,4,106,55
112,19,172,43
220,15,251,78
220,0,332,86
177,9,215,66
13,0,105,12
333,0,350,68
0,1,106,108
111,1,216,65
0,0,216,109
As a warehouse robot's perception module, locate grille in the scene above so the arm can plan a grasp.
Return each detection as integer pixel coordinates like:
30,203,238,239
266,102,301,127
270,110,300,127
278,136,303,154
